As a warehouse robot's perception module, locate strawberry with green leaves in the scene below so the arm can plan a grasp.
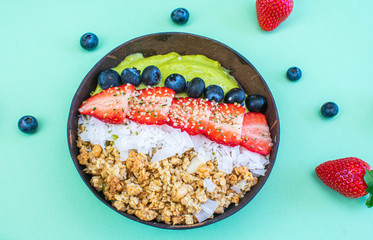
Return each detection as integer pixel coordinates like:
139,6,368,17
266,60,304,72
315,157,373,208
78,84,135,124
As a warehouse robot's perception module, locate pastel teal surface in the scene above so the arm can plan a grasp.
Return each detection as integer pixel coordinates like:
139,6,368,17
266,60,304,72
1,0,372,239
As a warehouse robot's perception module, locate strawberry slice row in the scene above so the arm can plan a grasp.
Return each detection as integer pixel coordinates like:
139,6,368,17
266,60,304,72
78,84,273,155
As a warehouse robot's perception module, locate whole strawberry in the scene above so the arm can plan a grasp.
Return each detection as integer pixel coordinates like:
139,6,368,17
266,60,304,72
315,157,373,208
256,0,294,31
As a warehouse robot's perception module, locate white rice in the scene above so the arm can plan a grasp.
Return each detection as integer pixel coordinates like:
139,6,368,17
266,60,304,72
78,115,269,176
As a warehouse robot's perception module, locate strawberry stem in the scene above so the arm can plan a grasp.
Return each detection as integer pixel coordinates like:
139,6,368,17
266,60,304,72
364,167,373,208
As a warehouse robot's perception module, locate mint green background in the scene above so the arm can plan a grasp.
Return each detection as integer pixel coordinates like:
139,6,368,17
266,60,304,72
1,0,372,239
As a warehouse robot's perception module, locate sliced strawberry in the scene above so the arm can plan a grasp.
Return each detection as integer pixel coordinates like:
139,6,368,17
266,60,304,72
78,84,136,124
128,87,175,125
205,103,245,146
168,98,212,135
241,112,272,155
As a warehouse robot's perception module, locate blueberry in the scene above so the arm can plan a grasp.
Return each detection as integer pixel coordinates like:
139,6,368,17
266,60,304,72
245,94,268,113
171,8,189,25
80,32,99,50
121,67,141,87
287,67,302,81
142,65,161,86
204,85,224,102
18,115,38,134
321,102,339,118
164,74,186,93
187,77,205,98
225,88,246,104
98,69,121,90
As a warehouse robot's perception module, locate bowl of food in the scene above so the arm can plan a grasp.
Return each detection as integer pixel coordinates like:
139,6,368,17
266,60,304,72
67,32,280,229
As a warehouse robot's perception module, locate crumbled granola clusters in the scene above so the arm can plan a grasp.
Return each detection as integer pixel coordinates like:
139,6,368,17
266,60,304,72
77,134,258,225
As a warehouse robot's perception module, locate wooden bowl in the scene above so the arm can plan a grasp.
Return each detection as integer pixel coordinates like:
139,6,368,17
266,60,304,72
67,32,280,229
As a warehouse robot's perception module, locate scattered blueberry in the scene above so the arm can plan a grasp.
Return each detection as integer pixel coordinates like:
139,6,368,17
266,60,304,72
18,115,38,134
187,77,205,98
245,94,268,113
321,102,339,118
121,67,141,87
142,65,161,86
204,85,224,102
287,67,302,81
165,74,186,93
171,8,189,25
98,69,121,90
225,88,246,104
80,33,99,50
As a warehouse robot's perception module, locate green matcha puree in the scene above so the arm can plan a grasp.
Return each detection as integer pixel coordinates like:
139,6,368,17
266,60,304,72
93,52,239,96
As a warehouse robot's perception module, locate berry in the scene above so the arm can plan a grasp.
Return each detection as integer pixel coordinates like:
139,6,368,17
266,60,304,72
80,32,99,50
18,116,38,134
121,68,141,87
186,77,205,98
315,157,373,207
245,94,267,113
256,0,294,31
287,67,302,81
240,112,272,155
168,98,212,135
98,69,121,90
204,85,224,103
171,8,189,25
78,84,136,124
225,88,246,104
142,65,161,86
321,102,339,118
165,74,186,93
205,103,245,146
128,87,175,125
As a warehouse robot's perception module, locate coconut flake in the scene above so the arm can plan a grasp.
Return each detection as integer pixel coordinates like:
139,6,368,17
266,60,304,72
203,179,216,192
151,147,178,162
251,168,267,177
187,156,203,174
194,199,219,222
236,180,246,189
231,185,241,194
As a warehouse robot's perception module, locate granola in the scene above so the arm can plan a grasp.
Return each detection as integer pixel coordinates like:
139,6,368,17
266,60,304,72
77,134,258,225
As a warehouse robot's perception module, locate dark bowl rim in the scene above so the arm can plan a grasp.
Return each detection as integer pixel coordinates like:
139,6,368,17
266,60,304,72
67,31,280,230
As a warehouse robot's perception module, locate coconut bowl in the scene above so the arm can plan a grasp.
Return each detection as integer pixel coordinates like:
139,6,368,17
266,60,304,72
67,32,280,229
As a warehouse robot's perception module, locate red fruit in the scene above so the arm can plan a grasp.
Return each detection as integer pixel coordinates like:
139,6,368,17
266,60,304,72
315,157,373,207
78,84,136,124
205,103,245,146
168,97,212,135
240,112,272,155
256,0,294,31
128,87,175,125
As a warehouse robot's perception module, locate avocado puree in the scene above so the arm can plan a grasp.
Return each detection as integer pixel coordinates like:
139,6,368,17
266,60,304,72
92,52,239,97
